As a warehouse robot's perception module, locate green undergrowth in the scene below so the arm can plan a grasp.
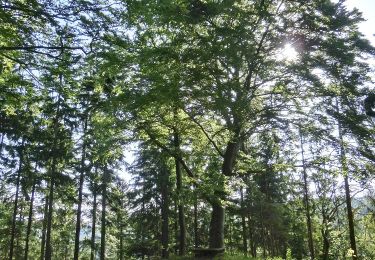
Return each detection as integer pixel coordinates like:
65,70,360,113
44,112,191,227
168,254,280,260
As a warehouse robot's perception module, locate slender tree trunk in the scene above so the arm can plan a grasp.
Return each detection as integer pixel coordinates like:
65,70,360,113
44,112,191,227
119,223,124,260
45,91,61,260
174,200,178,254
100,168,108,260
161,167,169,259
194,194,199,248
90,181,97,260
40,195,49,260
248,214,256,257
24,179,36,260
173,131,186,255
45,179,55,260
16,203,24,258
344,175,357,258
240,188,248,256
73,117,88,260
336,99,357,259
0,133,4,154
299,130,315,259
9,142,24,260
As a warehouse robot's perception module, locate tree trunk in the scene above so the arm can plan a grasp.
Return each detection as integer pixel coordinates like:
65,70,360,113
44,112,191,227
173,131,186,256
248,214,256,258
207,138,240,250
24,179,36,260
161,167,169,259
9,141,24,260
0,133,4,154
16,203,24,259
90,181,97,260
322,228,330,260
100,168,108,260
45,92,61,260
45,179,55,260
194,194,199,248
73,117,88,260
299,130,315,259
208,202,225,248
119,223,124,260
336,99,357,259
40,196,49,260
240,188,248,256
344,175,357,259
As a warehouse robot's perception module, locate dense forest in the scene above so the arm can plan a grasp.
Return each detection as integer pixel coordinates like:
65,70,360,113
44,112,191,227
0,0,374,259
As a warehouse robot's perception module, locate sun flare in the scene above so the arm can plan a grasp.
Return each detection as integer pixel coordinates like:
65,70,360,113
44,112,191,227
277,43,298,61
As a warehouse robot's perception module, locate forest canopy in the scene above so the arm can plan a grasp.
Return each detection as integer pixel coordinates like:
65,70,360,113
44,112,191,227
0,0,374,259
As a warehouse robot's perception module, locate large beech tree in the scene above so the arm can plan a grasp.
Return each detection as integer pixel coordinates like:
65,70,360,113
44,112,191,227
123,0,374,249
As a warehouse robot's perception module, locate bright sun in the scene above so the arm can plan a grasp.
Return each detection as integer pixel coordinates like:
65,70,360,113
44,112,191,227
277,43,298,61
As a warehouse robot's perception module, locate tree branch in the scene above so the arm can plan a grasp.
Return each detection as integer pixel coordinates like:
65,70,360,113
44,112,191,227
182,108,224,157
143,127,196,180
0,45,86,53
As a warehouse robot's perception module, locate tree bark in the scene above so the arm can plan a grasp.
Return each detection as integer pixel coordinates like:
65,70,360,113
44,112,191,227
194,194,199,248
240,188,248,256
24,179,36,260
173,130,186,256
119,223,124,260
9,142,24,260
73,117,88,260
208,202,225,248
161,167,169,259
100,168,108,260
90,180,97,260
337,99,357,259
40,196,49,260
299,130,315,259
45,91,61,260
344,175,357,259
45,179,55,260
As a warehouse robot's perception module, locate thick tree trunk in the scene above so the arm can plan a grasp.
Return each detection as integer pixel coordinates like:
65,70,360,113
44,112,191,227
299,131,315,259
90,181,97,260
24,179,36,260
9,143,24,260
161,168,169,259
73,117,88,260
240,188,248,256
322,228,330,260
208,202,225,248
100,168,108,260
40,196,49,260
173,131,186,256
